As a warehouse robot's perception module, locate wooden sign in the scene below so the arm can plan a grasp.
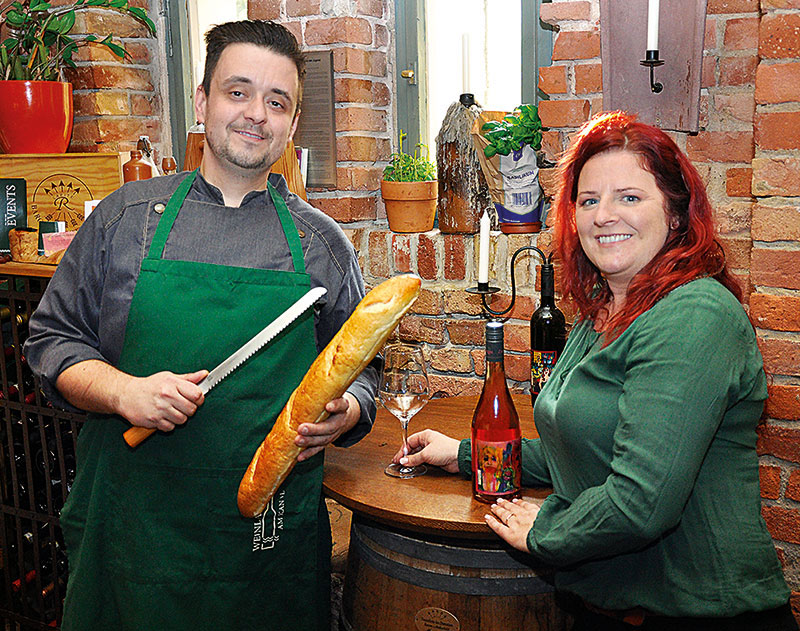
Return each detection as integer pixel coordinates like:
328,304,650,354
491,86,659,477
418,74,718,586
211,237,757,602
0,153,122,231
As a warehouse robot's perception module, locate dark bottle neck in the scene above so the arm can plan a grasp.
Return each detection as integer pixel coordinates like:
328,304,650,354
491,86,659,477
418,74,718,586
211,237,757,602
485,321,506,377
540,262,556,306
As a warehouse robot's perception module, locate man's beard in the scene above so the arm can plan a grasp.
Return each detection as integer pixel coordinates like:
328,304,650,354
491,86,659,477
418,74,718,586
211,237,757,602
205,126,278,172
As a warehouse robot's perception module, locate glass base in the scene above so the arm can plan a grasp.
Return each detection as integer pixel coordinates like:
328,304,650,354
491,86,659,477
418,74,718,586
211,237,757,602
384,462,427,479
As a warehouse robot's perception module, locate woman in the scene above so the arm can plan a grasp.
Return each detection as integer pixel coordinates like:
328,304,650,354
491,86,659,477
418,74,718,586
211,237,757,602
397,112,796,630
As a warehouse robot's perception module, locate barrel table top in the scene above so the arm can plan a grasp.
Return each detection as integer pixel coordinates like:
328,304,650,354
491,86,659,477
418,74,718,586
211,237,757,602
323,394,550,540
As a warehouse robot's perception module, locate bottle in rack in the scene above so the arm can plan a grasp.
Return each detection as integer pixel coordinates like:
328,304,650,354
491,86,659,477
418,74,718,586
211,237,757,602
471,320,522,503
530,261,566,405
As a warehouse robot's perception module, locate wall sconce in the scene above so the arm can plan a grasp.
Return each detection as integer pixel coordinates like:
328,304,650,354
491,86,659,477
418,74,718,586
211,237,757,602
600,0,708,132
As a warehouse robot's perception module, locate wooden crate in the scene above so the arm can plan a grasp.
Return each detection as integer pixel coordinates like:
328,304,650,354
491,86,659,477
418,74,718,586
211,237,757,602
0,153,122,232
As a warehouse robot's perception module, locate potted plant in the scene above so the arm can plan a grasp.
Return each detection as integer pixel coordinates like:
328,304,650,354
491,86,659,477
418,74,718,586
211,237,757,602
381,130,438,233
0,0,156,154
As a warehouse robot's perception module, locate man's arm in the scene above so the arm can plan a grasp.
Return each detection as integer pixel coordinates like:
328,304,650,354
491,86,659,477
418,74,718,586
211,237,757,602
56,359,209,431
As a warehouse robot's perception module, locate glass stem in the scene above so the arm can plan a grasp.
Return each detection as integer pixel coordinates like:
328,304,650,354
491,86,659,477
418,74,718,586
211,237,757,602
400,418,411,461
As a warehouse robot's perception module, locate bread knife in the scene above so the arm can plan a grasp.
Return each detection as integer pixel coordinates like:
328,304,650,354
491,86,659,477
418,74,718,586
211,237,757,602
123,286,327,448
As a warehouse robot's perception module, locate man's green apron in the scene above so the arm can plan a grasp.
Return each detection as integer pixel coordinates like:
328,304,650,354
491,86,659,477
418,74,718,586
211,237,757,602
58,171,331,630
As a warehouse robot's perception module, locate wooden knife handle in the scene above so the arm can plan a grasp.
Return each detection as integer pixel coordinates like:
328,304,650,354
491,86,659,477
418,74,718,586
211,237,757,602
123,426,156,448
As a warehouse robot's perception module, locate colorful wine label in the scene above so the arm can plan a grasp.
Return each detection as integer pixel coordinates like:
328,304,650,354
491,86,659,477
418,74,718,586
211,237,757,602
531,349,558,394
474,438,521,496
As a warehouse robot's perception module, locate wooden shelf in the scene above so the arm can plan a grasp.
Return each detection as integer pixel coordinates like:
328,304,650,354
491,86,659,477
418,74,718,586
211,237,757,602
0,261,58,278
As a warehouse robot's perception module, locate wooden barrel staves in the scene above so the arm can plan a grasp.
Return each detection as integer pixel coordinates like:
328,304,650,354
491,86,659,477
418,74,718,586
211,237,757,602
341,518,571,631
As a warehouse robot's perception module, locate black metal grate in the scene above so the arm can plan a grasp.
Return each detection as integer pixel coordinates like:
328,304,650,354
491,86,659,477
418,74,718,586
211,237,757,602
0,273,85,630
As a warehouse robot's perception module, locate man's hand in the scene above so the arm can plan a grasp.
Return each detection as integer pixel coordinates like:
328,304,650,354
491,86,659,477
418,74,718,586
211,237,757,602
117,370,208,432
295,392,360,461
57,360,208,432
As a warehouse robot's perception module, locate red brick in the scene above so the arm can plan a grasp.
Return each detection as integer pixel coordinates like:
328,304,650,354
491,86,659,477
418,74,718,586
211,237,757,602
686,131,754,163
762,465,783,500
762,505,800,544
130,93,159,117
248,0,281,17
755,111,800,151
336,136,390,162
714,201,753,234
751,294,800,332
760,13,800,59
398,315,446,345
304,17,373,46
65,66,154,91
759,337,800,376
446,319,485,346
429,348,473,373
707,0,759,12
409,288,444,316
335,166,382,191
428,375,482,398
752,248,800,290
335,107,387,132
391,234,412,273
417,234,438,280
73,41,150,64
538,99,591,128
752,204,800,242
538,65,568,95
443,290,484,317
368,230,390,276
540,131,563,163
787,470,800,501
705,17,718,49
767,385,800,421
702,56,717,89
76,9,152,38
551,30,601,61
73,91,129,116
505,353,531,383
714,92,754,123
286,0,321,16
718,55,758,86
313,196,377,223
756,62,800,104
443,234,466,281
718,234,752,269
574,63,602,94
332,48,386,76
375,24,389,48
752,157,800,197
724,17,760,50
726,167,753,197
539,1,592,23
95,117,160,144
372,82,391,107
356,0,383,18
758,424,800,462
762,0,800,6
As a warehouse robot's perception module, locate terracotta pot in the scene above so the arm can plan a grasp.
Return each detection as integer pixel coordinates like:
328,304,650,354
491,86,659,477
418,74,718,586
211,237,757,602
381,180,438,233
0,81,73,154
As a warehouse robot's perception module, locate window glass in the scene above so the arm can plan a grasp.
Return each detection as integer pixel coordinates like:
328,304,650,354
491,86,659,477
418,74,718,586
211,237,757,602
187,0,248,90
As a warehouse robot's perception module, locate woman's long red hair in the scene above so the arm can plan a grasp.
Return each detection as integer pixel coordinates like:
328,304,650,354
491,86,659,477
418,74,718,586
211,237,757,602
554,111,741,343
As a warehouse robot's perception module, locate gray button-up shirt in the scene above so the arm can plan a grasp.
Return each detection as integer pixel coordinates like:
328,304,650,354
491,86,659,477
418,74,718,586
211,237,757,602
24,171,378,446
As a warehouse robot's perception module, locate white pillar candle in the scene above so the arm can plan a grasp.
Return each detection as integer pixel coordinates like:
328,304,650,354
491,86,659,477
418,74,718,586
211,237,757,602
647,0,660,51
462,33,470,94
478,210,490,284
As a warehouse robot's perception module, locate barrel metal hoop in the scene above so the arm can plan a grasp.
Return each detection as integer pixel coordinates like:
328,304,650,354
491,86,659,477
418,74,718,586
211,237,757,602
351,523,555,597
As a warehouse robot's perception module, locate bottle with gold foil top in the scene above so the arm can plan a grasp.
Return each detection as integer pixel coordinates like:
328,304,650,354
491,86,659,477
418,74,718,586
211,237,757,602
471,320,522,503
123,150,152,182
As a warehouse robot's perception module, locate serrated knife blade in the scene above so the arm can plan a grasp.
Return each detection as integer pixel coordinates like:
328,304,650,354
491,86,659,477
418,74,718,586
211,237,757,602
123,285,326,448
198,285,327,394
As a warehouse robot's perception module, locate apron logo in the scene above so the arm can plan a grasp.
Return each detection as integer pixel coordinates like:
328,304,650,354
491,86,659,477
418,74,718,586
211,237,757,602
252,490,285,551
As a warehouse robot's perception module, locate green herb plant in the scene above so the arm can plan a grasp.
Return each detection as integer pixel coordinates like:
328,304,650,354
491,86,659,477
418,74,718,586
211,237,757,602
481,104,543,158
0,0,156,81
382,130,437,182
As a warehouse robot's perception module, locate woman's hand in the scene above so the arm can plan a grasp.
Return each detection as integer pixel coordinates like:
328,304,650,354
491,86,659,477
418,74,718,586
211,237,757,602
392,429,461,473
486,497,541,552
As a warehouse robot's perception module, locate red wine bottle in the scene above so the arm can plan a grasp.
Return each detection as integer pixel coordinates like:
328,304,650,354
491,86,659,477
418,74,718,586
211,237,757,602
530,261,566,405
471,320,522,504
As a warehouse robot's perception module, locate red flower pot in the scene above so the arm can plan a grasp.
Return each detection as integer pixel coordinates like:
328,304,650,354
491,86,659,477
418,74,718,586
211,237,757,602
0,81,73,154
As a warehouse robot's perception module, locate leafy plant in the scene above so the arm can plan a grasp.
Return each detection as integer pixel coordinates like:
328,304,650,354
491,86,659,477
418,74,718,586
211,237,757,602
0,0,156,81
382,130,437,182
481,104,543,158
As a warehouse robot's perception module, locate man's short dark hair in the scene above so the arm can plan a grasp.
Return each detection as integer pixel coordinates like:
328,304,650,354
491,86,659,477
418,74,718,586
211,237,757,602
202,20,306,111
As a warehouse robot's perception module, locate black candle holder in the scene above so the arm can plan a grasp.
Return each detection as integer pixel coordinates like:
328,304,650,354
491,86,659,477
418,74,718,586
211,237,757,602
640,49,664,94
467,245,552,318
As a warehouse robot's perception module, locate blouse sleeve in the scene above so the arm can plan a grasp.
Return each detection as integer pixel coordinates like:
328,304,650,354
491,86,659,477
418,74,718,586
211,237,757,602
526,286,761,565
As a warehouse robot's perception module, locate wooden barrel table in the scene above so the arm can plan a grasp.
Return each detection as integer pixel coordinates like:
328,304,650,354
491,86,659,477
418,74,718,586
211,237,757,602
323,395,571,631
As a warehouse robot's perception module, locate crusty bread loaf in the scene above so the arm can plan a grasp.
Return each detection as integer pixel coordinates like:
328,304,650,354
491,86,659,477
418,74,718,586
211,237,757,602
8,229,66,265
237,274,422,517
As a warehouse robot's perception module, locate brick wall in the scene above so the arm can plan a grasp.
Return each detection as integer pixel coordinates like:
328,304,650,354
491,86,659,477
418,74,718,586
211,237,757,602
59,0,165,155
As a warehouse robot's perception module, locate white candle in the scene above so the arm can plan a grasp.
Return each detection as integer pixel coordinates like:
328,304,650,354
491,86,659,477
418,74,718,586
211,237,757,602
462,33,470,94
647,0,660,51
478,211,490,284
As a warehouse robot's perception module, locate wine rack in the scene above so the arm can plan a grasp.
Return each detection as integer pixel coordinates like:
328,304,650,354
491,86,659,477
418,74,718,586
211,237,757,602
0,267,86,630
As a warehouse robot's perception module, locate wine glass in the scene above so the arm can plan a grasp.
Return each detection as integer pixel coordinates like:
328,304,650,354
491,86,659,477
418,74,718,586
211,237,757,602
379,342,430,478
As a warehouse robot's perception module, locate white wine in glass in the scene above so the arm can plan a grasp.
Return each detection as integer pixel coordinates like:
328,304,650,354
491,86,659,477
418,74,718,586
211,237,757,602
379,343,430,478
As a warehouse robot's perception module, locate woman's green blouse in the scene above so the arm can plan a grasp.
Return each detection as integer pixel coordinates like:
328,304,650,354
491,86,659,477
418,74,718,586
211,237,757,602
457,278,788,616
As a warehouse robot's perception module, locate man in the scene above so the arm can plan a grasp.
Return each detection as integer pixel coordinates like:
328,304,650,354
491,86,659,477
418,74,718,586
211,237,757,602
24,20,377,630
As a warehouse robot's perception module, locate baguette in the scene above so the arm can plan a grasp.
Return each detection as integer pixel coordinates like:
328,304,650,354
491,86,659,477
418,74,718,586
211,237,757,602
237,274,422,517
